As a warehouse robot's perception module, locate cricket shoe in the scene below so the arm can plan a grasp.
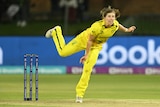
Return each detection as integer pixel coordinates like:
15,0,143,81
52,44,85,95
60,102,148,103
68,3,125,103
75,96,83,103
45,26,62,38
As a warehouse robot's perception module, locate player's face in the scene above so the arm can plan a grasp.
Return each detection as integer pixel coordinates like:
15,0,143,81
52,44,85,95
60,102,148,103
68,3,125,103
104,12,116,26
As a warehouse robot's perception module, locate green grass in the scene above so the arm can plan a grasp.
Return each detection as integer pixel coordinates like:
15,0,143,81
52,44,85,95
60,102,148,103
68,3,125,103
0,74,160,107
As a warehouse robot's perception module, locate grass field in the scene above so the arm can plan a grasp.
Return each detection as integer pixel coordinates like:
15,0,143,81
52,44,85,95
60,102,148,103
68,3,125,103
0,74,160,107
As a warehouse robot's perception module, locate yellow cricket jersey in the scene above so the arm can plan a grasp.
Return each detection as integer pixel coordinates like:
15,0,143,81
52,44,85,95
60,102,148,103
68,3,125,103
78,19,119,48
75,20,119,98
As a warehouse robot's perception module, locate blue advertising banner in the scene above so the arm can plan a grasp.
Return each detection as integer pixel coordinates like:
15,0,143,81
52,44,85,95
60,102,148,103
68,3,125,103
0,36,83,66
98,36,160,67
0,36,160,67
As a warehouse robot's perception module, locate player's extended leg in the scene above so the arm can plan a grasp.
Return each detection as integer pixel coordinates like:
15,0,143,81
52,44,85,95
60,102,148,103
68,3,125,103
46,26,85,57
51,26,66,56
75,48,100,102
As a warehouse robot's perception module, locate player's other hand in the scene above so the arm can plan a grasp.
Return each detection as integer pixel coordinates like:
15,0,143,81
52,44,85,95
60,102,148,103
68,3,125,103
80,55,88,64
128,26,136,32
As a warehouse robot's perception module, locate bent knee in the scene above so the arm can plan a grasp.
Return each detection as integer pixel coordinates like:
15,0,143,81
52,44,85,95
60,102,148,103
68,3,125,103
59,52,68,57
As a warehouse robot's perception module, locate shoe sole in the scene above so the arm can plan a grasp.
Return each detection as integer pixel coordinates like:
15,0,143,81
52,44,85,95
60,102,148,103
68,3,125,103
45,29,52,38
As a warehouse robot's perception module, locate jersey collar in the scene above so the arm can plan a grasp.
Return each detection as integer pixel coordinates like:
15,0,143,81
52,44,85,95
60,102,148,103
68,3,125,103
102,20,115,28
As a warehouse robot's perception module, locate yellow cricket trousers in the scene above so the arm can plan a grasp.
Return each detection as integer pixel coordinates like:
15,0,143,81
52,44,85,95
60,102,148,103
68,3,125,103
52,28,101,98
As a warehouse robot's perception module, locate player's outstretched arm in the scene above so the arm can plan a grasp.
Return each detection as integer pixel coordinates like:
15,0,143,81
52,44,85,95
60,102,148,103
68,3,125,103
119,24,136,33
79,35,95,64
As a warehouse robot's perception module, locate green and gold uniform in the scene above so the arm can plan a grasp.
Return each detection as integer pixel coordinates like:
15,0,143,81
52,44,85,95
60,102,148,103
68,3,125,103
51,19,119,98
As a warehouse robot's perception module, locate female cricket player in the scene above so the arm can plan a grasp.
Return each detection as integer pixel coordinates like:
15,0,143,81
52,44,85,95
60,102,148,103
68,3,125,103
45,6,136,103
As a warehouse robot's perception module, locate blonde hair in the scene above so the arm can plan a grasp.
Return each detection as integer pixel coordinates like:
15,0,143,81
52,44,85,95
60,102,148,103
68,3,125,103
100,6,120,19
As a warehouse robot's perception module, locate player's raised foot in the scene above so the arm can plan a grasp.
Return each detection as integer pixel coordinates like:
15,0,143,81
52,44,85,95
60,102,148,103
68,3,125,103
45,27,54,38
45,26,61,38
75,96,83,103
